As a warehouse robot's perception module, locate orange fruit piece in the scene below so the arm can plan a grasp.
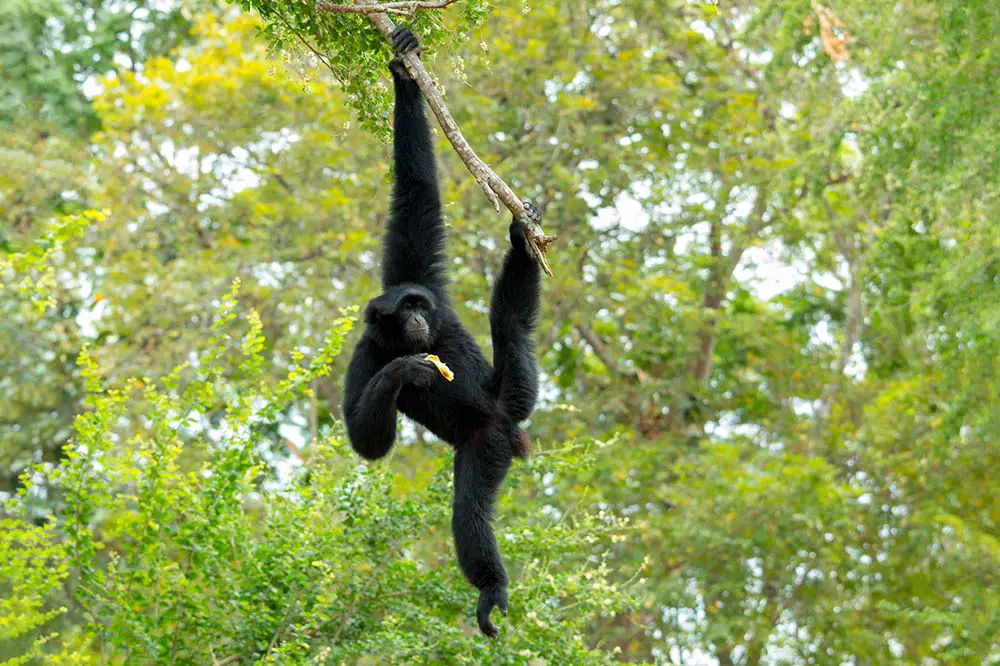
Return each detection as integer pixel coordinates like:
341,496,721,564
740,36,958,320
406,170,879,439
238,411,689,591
424,354,455,381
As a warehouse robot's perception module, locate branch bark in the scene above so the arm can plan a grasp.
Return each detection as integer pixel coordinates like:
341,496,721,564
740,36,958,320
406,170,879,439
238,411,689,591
812,197,865,441
316,0,558,275
315,0,459,15
688,186,769,384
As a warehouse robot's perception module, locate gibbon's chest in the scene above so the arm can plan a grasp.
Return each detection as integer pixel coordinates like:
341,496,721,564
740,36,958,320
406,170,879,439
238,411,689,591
395,354,492,444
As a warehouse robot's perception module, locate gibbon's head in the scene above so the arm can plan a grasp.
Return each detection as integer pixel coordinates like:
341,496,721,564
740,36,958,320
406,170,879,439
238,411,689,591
364,283,438,353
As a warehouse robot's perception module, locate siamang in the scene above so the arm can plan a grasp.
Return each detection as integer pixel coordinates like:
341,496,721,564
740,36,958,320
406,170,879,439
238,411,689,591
342,27,541,638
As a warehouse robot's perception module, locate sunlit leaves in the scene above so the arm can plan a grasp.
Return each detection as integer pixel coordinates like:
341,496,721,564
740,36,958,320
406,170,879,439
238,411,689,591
3,292,636,663
1,210,102,312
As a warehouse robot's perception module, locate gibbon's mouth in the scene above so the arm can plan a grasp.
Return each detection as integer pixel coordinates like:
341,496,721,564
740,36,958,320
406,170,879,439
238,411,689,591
404,319,430,345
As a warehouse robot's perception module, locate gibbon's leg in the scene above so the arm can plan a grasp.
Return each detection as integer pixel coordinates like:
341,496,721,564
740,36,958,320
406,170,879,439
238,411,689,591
451,435,513,637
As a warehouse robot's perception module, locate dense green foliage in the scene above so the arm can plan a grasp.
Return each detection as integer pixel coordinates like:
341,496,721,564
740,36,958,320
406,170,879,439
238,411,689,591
3,285,634,662
2,0,999,663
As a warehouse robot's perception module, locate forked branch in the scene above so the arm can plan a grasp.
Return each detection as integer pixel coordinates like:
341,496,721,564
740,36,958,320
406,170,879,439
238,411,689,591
314,0,558,275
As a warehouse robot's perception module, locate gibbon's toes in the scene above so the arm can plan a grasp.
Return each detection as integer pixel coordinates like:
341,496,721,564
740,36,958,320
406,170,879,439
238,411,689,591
476,585,508,638
521,200,543,224
480,618,500,638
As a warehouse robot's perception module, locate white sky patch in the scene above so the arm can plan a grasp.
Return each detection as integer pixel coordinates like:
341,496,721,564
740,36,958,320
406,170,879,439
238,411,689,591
689,19,715,41
81,75,103,98
734,242,808,301
592,190,651,232
811,319,835,347
76,297,107,338
746,49,773,67
844,344,868,379
794,42,821,67
567,70,591,93
707,412,762,440
543,79,560,103
278,421,306,448
841,67,870,99
112,52,134,71
792,397,816,417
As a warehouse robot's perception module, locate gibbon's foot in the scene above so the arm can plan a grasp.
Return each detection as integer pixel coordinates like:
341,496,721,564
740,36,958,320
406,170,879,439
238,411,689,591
520,200,542,225
476,583,509,638
510,201,542,254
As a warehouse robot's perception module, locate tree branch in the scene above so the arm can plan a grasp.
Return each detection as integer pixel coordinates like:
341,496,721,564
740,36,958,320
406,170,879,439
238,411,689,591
317,0,558,274
811,197,865,441
576,324,651,385
315,0,460,15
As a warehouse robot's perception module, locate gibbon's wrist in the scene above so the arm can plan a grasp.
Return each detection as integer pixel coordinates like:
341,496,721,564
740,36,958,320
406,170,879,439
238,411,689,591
508,220,531,255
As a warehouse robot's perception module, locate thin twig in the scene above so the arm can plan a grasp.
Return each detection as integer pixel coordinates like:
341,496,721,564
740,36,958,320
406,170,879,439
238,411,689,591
273,6,336,72
576,324,651,385
315,0,558,274
284,437,308,463
315,0,459,16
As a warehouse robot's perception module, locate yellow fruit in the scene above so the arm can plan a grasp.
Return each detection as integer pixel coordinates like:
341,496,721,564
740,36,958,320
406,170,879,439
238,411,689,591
424,354,455,381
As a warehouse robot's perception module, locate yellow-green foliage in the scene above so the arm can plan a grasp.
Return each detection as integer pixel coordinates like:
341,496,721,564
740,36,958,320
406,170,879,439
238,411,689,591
0,210,103,312
3,285,639,664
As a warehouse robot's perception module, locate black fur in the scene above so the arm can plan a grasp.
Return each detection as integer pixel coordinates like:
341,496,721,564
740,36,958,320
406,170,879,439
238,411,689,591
342,27,541,638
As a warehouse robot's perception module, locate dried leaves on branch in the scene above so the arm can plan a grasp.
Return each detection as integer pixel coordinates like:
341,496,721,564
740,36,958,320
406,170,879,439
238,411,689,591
313,0,558,275
806,3,852,62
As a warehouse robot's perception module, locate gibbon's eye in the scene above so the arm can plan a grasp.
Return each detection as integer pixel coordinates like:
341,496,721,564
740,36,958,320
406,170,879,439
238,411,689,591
405,296,430,313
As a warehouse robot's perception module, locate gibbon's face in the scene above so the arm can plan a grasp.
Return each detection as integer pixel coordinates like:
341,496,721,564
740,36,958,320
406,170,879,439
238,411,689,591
398,296,432,349
364,284,438,354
